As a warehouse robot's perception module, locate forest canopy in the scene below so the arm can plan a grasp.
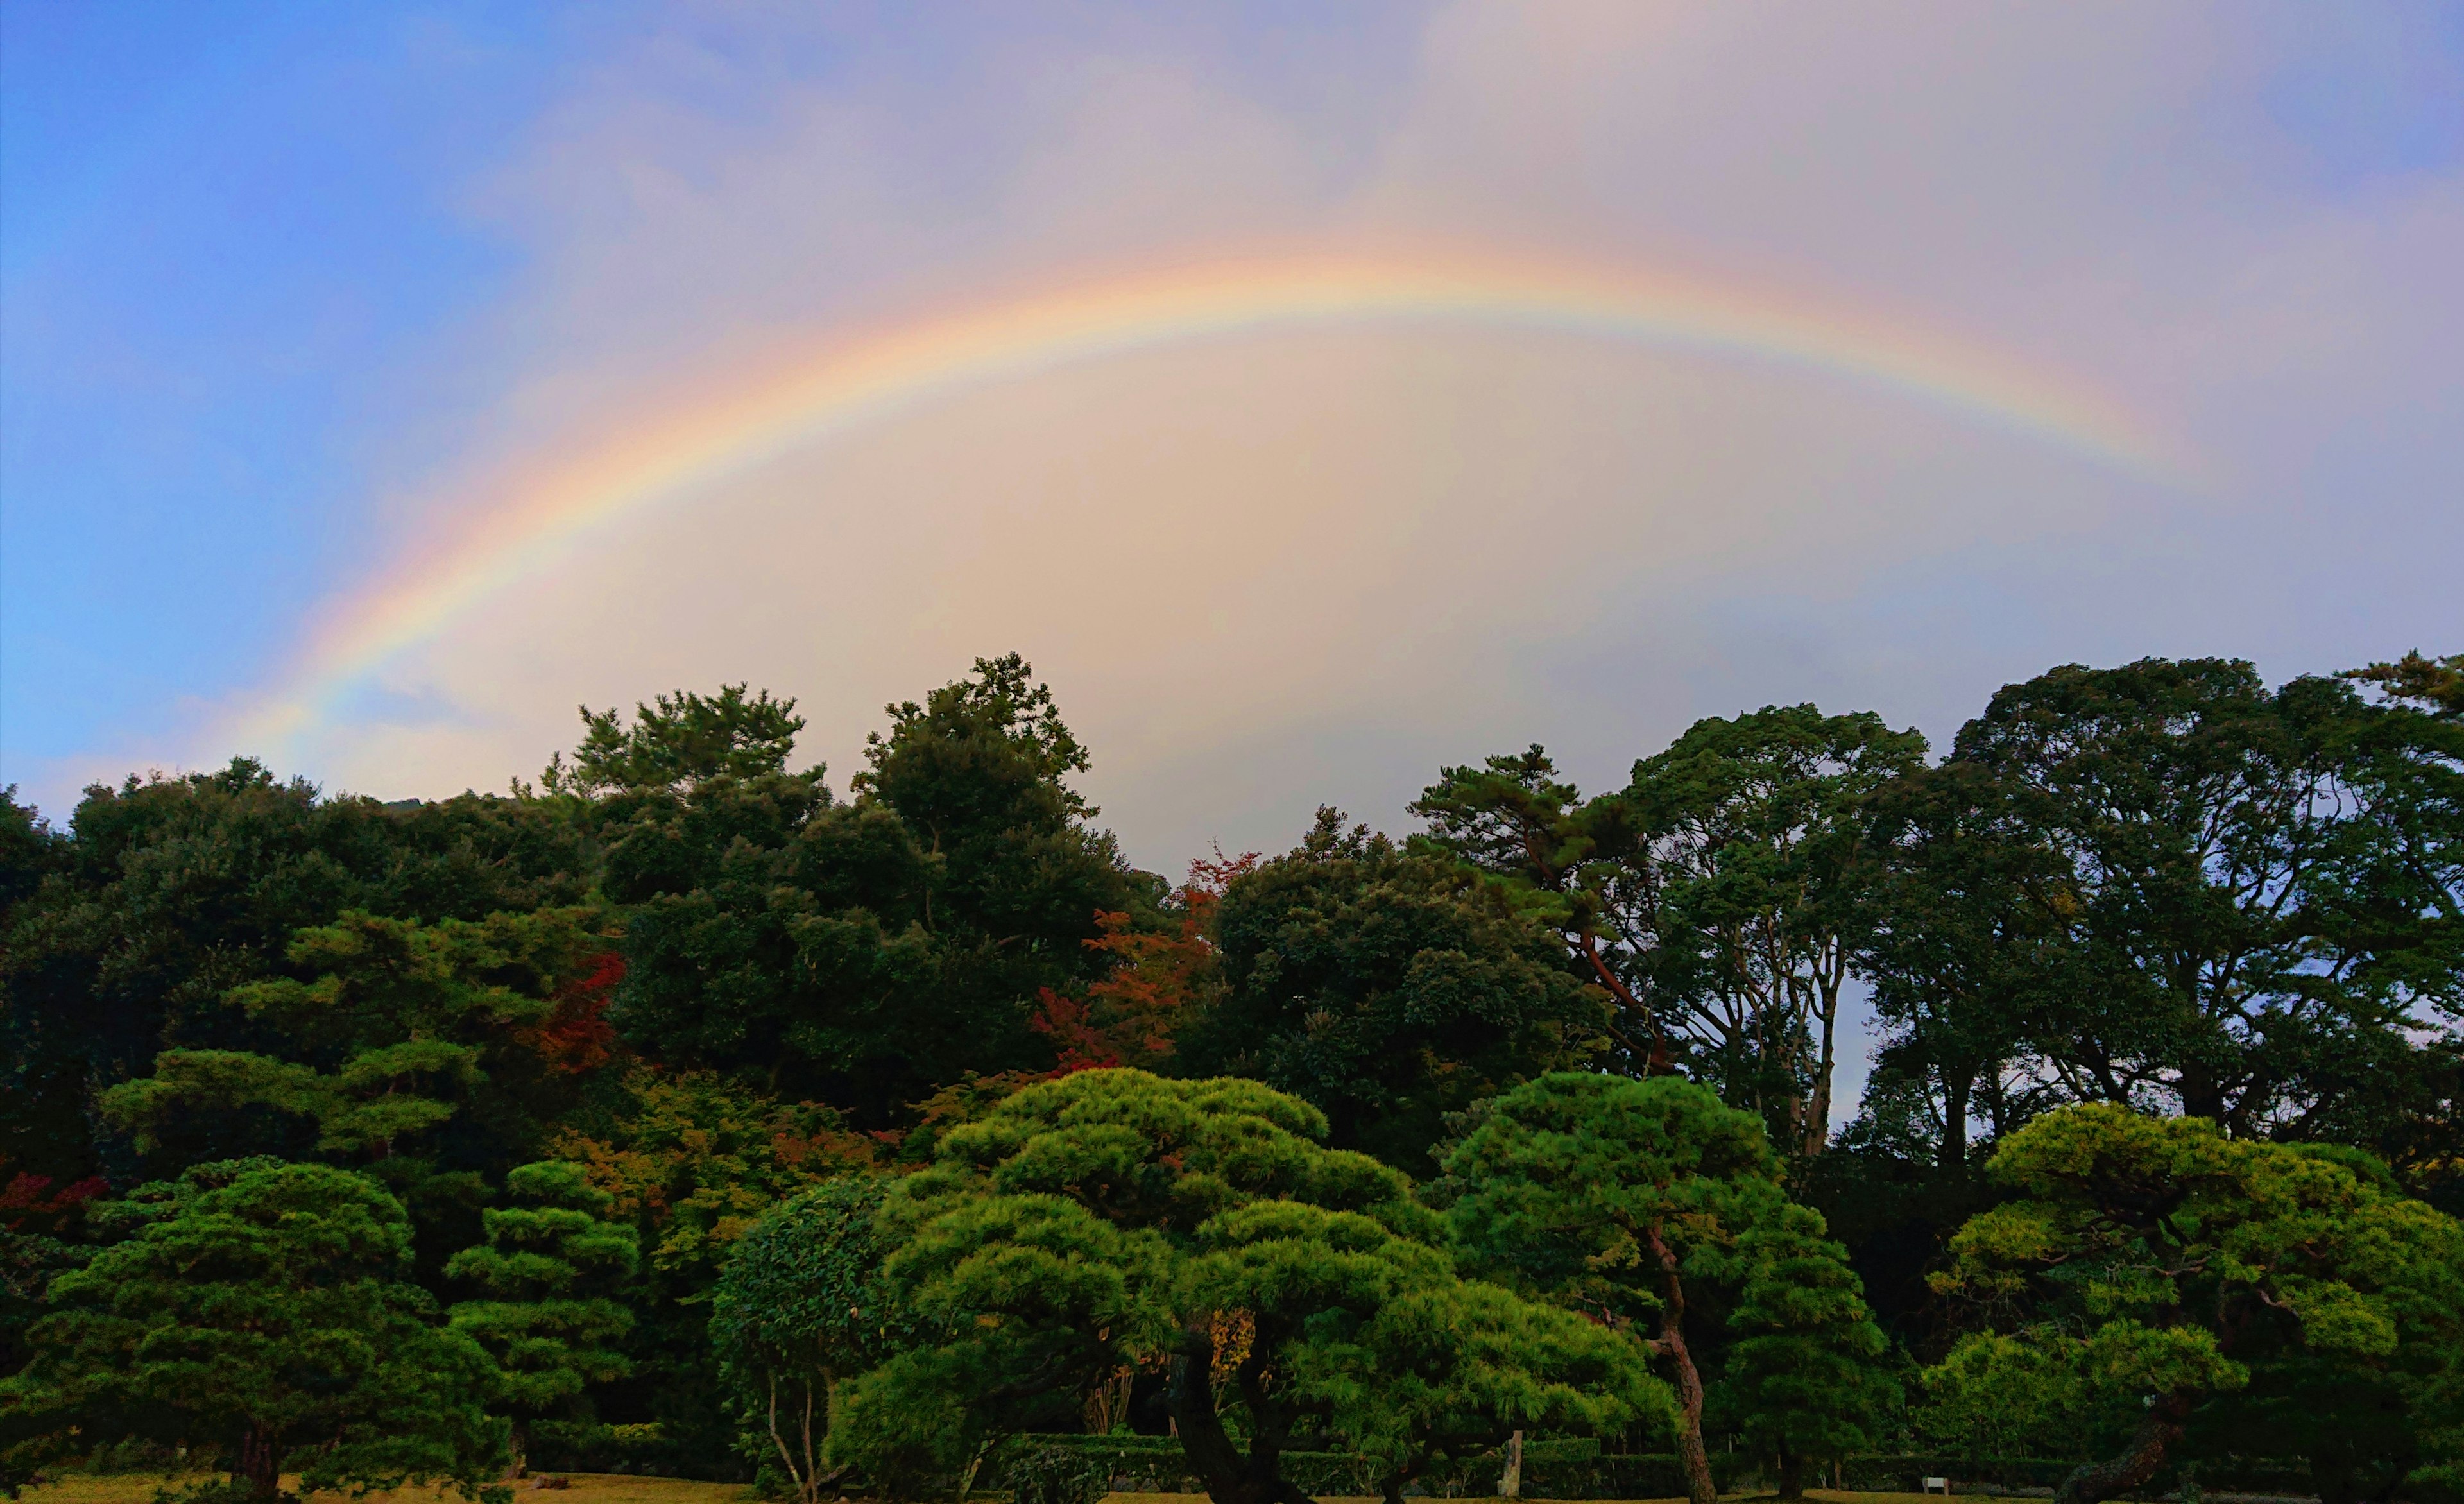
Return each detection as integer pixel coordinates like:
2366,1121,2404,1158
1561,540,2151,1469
3,649,2459,1504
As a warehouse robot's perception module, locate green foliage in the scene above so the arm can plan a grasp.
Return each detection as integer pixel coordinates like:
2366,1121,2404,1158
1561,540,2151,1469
830,1069,1663,1504
0,762,592,1194
0,1162,507,1501
1937,1103,2464,1504
709,1177,922,1502
1944,658,2463,1139
1711,1207,1899,1497
1440,1071,1873,1504
1186,807,1611,1175
6,651,2458,1502
597,656,1152,1121
1414,710,1928,1158
549,684,810,797
1911,1331,2100,1460
97,908,615,1269
446,1161,640,1455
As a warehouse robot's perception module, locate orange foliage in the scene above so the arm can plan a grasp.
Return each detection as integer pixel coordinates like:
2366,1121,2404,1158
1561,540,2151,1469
1031,850,1258,1072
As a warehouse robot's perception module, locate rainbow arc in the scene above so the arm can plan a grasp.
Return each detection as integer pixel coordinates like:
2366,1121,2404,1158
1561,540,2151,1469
246,248,2197,745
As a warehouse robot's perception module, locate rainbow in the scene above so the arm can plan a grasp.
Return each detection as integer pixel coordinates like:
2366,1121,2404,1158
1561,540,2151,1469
250,246,2196,743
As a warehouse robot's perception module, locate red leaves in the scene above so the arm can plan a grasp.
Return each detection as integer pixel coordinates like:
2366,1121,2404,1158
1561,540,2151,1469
515,950,626,1075
0,1167,107,1235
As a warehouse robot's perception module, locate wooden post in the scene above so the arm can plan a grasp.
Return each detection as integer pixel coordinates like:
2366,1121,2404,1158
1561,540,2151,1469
1500,1431,1523,1499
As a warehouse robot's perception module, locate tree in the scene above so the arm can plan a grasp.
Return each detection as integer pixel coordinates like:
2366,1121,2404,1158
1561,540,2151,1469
545,683,810,796
1933,1103,2464,1504
1415,710,1928,1158
597,660,1155,1120
445,1161,640,1473
1031,851,1255,1072
1439,1071,1873,1504
98,908,615,1268
1,1161,506,1502
1,762,591,1199
1611,708,1927,1156
549,1068,881,1467
1910,1331,2100,1463
1943,658,2463,1137
709,1177,923,1504
1409,746,1668,1073
826,1069,1663,1504
1851,759,2069,1175
1183,808,1610,1175
1711,1208,1898,1498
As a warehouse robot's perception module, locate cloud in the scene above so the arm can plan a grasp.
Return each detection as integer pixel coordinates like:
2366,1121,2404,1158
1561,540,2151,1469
49,0,2456,875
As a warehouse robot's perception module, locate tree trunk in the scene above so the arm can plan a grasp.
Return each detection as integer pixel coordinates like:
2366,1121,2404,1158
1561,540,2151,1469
1165,1321,1314,1504
1645,1227,1720,1504
1940,1067,1972,1176
2053,1392,2194,1504
232,1423,282,1503
1775,1441,1804,1501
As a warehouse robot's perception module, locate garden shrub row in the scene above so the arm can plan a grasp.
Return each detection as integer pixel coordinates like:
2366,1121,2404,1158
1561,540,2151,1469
986,1436,1754,1499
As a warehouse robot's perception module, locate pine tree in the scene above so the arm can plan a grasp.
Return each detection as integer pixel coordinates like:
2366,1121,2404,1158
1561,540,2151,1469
445,1161,640,1473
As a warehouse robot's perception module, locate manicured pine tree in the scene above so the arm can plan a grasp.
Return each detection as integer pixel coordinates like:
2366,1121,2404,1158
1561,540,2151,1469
1711,1206,1897,1498
445,1161,641,1474
3,1161,506,1502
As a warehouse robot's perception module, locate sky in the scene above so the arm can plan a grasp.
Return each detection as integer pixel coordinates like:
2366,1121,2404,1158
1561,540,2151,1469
6,4,2463,1118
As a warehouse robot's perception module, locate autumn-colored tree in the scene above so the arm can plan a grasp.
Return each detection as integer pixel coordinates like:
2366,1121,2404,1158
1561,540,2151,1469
1034,852,1256,1070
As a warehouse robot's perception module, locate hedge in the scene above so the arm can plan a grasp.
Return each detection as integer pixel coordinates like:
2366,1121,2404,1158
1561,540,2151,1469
986,1436,1752,1498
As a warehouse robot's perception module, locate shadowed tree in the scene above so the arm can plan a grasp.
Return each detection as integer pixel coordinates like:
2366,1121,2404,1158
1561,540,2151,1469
1,1162,507,1502
1184,808,1609,1176
446,1161,641,1474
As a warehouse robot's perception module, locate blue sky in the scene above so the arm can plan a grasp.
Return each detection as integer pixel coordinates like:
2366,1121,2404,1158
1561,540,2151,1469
5,1,2461,858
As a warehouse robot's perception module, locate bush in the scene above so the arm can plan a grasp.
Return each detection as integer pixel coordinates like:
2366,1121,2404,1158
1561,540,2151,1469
1007,1446,1109,1504
981,1437,1754,1500
527,1421,688,1477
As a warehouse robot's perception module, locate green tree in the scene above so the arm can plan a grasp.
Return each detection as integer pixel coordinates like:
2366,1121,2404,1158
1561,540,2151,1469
1934,1103,2464,1504
0,1161,507,1502
1711,1209,1898,1498
0,762,592,1197
98,908,613,1266
1851,758,2068,1175
1416,710,1928,1158
597,660,1154,1120
1910,1331,2099,1462
1439,1071,1872,1504
1944,658,2463,1138
709,1177,922,1503
1183,807,1609,1175
445,1161,640,1473
828,1069,1663,1504
546,683,809,796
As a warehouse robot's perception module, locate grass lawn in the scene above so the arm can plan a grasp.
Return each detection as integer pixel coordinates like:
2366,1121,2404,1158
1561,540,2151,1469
19,1476,757,1504
27,1478,2046,1504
